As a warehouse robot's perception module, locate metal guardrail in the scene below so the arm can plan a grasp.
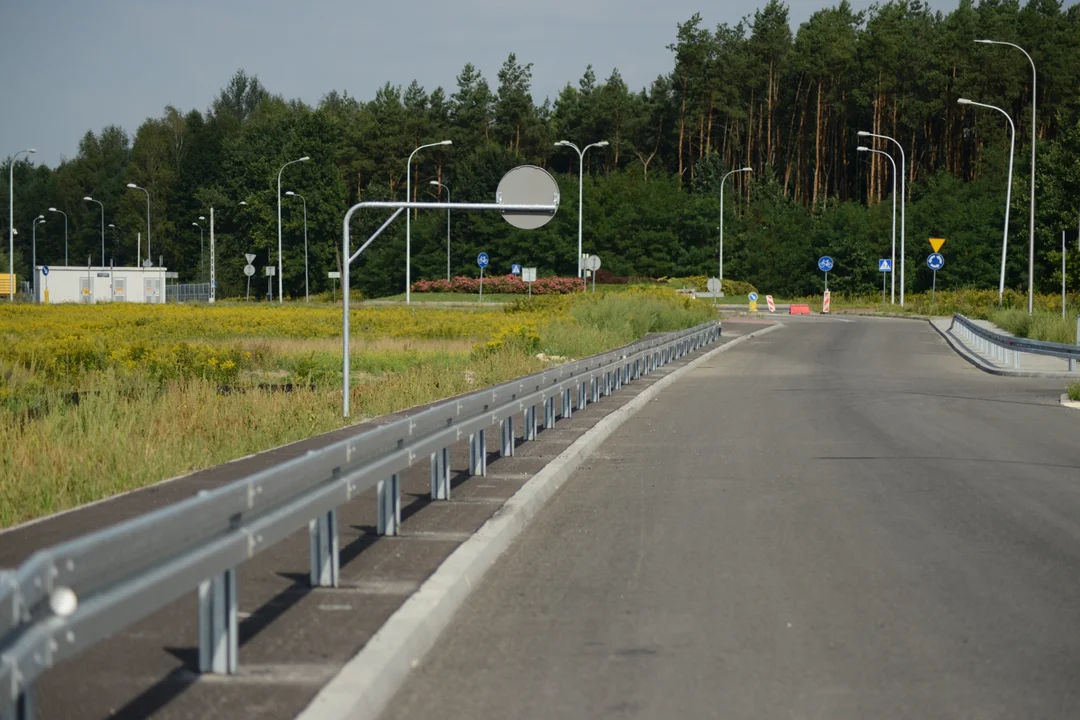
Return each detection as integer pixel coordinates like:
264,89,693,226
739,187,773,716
0,319,721,719
950,313,1080,370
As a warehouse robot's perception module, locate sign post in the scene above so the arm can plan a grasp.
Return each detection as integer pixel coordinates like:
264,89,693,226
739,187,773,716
243,253,256,301
265,265,275,302
818,256,834,293
584,255,601,293
328,270,340,302
522,267,536,298
477,252,489,303
878,258,892,305
41,265,49,304
927,252,945,304
706,277,720,306
748,291,759,313
766,294,775,313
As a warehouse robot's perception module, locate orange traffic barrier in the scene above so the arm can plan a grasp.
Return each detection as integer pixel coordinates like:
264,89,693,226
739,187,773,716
789,304,811,315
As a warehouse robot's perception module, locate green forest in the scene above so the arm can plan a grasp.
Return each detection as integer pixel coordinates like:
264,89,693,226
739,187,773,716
3,0,1079,299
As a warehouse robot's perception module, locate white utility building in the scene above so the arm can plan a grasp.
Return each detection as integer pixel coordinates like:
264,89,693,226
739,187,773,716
34,266,169,304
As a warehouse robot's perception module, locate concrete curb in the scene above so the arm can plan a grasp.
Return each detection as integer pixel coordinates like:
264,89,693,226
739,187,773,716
296,322,785,720
1060,394,1080,410
928,319,1080,379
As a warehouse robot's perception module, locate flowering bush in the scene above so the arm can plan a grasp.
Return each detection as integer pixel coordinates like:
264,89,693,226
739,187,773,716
412,275,584,295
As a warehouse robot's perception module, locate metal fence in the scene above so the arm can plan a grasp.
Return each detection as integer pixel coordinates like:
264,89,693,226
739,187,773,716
950,313,1080,370
0,319,721,719
166,282,211,303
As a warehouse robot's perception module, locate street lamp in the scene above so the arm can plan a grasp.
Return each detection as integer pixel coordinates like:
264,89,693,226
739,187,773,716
48,207,68,265
429,180,451,281
406,141,452,304
192,219,205,283
555,140,609,279
858,130,906,305
32,215,45,302
958,98,1016,305
126,183,151,264
975,39,1037,313
276,156,310,303
108,223,122,265
83,196,105,266
719,167,752,296
857,147,897,304
8,147,36,301
284,191,309,302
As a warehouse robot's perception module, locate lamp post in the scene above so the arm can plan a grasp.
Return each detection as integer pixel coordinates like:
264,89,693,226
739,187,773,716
108,223,122,265
32,215,45,301
555,140,608,279
429,180,451,281
406,141,452,304
83,196,105,266
192,218,205,282
8,147,36,301
126,183,151,264
857,147,897,304
958,98,1016,305
48,207,68,265
975,39,1037,314
284,191,309,301
719,167,752,296
857,131,906,305
275,156,310,303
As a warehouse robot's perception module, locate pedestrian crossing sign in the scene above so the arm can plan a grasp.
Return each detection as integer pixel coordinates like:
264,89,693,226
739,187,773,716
878,259,892,272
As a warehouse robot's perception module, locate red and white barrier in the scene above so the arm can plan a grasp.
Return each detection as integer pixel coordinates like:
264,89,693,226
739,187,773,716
823,290,831,314
766,295,775,313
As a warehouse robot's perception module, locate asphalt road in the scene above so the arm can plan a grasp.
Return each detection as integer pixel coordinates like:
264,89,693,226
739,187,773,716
382,316,1080,720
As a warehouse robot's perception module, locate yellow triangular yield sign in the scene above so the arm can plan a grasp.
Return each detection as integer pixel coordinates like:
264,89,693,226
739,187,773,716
929,237,946,253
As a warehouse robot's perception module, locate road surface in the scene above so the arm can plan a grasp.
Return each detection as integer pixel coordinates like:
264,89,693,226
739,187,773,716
383,316,1080,720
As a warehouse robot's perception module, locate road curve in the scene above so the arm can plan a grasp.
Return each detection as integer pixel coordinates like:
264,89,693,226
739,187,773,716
382,316,1080,720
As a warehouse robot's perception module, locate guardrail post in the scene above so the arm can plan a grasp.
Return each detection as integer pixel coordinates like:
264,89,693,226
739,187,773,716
524,404,538,440
500,416,515,457
6,685,34,720
561,388,572,419
468,430,487,476
590,376,600,403
377,474,401,535
308,510,340,587
578,380,588,410
431,448,450,500
544,396,556,429
198,568,238,674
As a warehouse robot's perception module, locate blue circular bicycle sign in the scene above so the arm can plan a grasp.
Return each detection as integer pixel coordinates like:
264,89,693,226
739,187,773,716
927,253,945,271
818,256,834,272
477,252,489,269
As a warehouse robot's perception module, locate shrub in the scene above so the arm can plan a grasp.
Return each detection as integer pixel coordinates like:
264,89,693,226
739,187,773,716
412,275,584,295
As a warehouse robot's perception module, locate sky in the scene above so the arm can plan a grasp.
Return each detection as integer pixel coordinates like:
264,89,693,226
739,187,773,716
0,0,1047,167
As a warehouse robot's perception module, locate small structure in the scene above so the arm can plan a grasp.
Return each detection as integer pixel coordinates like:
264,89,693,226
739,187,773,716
35,265,168,304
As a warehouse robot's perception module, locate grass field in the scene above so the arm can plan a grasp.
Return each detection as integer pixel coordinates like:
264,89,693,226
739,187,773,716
0,289,714,528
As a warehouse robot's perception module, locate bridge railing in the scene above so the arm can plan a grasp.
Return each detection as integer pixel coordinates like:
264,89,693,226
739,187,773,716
0,319,721,720
950,313,1080,371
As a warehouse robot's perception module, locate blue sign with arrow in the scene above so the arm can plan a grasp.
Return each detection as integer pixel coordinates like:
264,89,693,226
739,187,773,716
878,259,891,272
477,252,489,269
748,292,759,302
927,253,945,271
818,256,834,273
41,265,49,276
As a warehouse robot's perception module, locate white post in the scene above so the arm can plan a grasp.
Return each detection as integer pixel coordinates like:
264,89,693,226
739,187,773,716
210,208,216,303
406,141,451,305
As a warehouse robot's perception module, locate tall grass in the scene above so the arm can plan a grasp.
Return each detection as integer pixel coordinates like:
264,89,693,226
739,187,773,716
0,290,712,527
990,309,1078,344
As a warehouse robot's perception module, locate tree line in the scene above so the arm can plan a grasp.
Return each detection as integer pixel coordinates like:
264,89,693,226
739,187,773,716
2,0,1079,299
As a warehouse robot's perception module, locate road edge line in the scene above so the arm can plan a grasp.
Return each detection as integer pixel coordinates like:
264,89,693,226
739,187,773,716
296,322,784,720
